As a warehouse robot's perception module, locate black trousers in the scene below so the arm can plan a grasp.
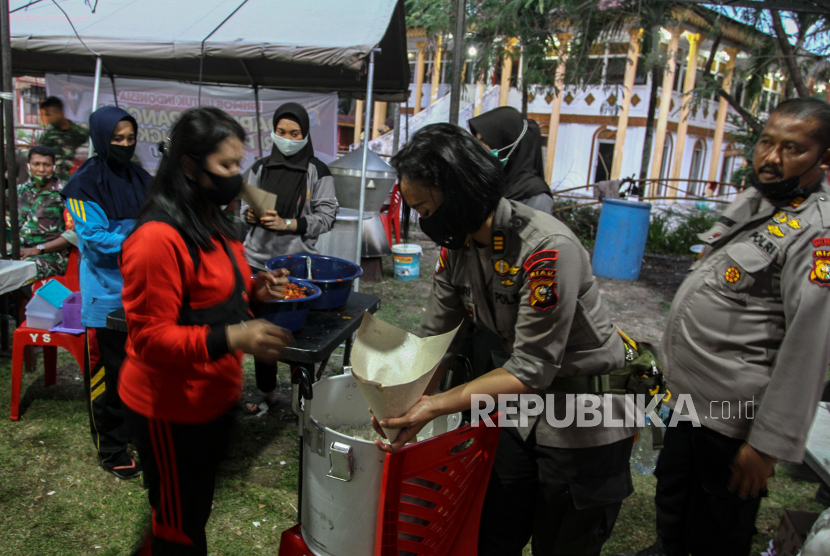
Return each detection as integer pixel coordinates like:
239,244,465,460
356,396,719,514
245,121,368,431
83,327,130,460
253,358,279,393
123,406,234,555
478,427,634,556
654,421,764,556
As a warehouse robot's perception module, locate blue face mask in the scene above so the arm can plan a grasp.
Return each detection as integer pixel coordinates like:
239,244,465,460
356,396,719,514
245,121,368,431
271,131,308,157
490,120,528,167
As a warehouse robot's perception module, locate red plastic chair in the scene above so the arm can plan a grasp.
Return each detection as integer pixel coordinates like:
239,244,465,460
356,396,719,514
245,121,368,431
380,184,403,247
278,414,502,556
10,247,85,421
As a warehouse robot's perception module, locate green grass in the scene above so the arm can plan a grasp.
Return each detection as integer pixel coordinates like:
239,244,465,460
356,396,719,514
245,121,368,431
1,243,825,555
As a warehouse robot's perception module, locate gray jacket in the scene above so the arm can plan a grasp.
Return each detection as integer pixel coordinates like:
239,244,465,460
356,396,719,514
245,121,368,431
420,199,637,449
662,180,830,462
241,158,337,270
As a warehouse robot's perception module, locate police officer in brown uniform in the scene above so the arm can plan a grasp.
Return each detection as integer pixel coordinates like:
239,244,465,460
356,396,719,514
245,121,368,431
619,98,830,556
374,123,639,555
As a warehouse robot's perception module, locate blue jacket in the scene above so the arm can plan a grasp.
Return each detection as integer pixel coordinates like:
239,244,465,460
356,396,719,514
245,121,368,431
61,106,150,328
66,198,135,327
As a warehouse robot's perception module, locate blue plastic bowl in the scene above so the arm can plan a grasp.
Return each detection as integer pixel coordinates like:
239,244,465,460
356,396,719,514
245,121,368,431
266,254,363,310
253,277,322,332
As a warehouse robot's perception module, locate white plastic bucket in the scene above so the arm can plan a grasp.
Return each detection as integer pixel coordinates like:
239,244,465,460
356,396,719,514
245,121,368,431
391,243,422,281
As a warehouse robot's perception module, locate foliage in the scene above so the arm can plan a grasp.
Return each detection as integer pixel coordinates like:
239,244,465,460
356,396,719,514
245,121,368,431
645,207,718,256
554,201,601,247
724,112,759,184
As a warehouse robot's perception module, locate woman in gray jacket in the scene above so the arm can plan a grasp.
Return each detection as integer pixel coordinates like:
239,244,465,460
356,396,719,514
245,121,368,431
241,103,337,413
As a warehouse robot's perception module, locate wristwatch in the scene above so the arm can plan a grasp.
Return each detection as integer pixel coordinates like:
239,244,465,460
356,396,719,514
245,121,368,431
285,219,292,230
36,244,45,254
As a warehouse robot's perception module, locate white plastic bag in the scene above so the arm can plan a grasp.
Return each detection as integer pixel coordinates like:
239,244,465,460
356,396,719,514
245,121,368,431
800,507,830,556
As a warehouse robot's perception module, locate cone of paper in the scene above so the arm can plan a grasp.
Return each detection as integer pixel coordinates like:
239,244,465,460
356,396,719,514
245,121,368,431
350,313,460,443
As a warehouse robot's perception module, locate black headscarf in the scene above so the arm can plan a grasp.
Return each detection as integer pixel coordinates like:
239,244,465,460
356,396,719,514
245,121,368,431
468,106,551,202
60,106,150,219
260,103,314,219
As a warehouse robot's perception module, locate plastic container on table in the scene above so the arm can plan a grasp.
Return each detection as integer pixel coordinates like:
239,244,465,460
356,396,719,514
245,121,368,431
391,243,422,281
266,254,362,310
592,198,652,281
253,277,321,333
26,280,72,330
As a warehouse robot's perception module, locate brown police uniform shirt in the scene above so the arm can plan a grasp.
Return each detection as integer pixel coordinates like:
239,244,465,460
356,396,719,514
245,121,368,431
420,198,637,449
662,180,830,463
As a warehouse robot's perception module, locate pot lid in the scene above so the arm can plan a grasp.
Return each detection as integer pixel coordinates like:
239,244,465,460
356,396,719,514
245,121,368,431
329,146,396,177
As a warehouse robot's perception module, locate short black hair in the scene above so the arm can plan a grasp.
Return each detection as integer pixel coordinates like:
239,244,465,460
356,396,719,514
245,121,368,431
771,98,830,150
391,123,505,240
39,96,64,112
28,145,56,163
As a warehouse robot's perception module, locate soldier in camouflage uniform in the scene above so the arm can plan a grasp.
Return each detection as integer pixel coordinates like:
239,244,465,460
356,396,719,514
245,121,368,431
15,146,76,280
38,96,89,184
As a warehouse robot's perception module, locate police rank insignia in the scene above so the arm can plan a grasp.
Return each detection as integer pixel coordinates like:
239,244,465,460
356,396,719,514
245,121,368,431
811,250,830,287
492,231,506,254
787,218,802,230
528,268,558,310
494,259,520,287
767,224,785,238
724,266,741,283
790,196,805,208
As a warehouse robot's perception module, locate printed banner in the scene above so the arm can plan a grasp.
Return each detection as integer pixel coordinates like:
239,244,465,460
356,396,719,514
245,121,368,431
45,74,338,174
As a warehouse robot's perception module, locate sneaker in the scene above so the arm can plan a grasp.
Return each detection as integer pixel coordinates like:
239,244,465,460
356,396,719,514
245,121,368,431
100,452,143,480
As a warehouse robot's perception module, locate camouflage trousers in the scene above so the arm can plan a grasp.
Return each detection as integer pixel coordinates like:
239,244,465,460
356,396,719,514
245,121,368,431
24,250,69,281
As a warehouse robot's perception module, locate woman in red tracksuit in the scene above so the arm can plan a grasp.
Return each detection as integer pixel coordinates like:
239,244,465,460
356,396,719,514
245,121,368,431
119,107,292,555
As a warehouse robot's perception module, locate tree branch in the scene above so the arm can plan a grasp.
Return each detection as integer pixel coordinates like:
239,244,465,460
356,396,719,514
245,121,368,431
769,9,811,98
718,89,764,135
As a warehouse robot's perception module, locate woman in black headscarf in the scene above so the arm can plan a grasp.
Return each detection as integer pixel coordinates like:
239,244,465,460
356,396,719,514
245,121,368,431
240,102,337,414
468,106,553,214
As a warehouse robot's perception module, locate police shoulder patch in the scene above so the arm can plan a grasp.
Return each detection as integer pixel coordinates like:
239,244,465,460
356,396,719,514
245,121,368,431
434,247,448,275
527,268,558,311
522,249,558,271
811,251,830,287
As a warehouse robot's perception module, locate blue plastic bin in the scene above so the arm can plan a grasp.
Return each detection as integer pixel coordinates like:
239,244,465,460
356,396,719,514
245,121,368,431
591,199,652,281
254,277,322,332
266,254,362,310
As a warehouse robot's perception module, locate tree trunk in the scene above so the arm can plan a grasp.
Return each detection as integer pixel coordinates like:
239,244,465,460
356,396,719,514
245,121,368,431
522,79,528,117
769,10,811,98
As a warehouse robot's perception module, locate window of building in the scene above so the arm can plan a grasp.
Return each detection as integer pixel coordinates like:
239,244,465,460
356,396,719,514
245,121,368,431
687,139,706,196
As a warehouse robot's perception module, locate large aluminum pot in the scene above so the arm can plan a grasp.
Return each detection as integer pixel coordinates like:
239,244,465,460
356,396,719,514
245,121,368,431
295,372,461,556
328,147,397,214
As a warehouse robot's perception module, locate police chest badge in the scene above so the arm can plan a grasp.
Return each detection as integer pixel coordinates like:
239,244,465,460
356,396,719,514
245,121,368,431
527,268,558,310
811,249,830,287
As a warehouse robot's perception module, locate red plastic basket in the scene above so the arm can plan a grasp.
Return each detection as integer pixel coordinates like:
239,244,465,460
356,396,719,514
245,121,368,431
373,413,502,556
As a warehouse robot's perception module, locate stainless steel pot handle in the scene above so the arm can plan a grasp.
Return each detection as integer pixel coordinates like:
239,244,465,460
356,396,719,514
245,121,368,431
291,366,313,420
328,442,354,482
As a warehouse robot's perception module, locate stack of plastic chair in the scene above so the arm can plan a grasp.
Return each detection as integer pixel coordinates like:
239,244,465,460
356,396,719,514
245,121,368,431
278,413,501,556
10,248,85,420
380,184,402,248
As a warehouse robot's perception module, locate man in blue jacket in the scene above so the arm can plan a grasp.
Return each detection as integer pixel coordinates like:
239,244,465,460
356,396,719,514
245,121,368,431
61,106,150,479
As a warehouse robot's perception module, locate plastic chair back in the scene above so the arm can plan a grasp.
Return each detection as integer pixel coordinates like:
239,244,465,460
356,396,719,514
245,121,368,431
374,413,501,556
33,247,80,293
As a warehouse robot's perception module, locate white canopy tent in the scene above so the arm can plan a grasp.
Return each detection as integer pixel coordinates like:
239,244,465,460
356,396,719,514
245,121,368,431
5,0,409,283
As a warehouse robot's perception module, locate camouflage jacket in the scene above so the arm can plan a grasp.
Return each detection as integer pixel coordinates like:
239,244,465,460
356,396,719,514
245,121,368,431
38,121,89,183
13,179,73,279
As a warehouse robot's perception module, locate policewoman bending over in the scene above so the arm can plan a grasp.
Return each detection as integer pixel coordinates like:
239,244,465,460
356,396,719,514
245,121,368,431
118,107,292,555
374,123,642,556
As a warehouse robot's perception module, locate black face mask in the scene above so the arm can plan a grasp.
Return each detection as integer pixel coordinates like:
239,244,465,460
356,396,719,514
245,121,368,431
419,201,470,250
107,143,136,167
203,169,243,207
749,158,822,204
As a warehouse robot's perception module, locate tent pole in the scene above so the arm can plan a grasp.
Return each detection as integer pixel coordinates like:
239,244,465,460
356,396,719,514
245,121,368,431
199,0,250,106
89,56,102,157
354,49,378,292
1,0,18,260
254,84,263,158
392,102,400,155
